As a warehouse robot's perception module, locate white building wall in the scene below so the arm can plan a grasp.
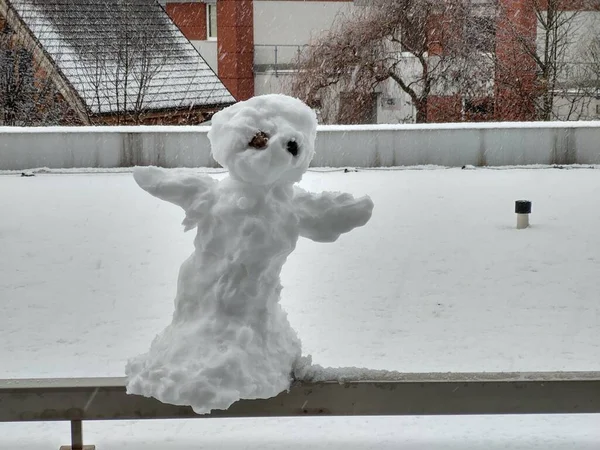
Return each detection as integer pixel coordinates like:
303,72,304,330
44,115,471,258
191,40,218,74
252,0,354,101
553,95,600,121
252,0,353,79
376,55,422,124
253,1,353,48
252,1,363,121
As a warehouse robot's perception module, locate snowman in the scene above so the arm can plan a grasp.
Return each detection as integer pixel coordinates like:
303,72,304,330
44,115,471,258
126,94,374,413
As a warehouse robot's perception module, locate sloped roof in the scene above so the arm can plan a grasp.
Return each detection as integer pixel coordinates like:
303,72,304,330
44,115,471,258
6,0,235,115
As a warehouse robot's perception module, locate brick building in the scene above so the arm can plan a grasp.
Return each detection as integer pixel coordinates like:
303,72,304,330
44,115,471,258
3,0,598,124
163,0,600,123
161,0,352,103
0,0,234,126
164,0,255,102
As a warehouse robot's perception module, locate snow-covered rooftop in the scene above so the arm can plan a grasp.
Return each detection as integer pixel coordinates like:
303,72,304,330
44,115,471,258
0,168,599,448
7,0,235,114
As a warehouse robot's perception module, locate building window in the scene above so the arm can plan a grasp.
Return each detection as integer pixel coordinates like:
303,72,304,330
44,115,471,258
207,4,217,39
464,97,493,121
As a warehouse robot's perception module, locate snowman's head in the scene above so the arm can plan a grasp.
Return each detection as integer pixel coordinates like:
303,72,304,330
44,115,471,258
208,94,317,186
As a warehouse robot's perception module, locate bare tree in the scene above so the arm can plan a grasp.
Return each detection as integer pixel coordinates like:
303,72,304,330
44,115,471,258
0,21,72,125
290,0,495,123
566,32,600,119
585,34,600,80
495,0,598,120
68,1,183,125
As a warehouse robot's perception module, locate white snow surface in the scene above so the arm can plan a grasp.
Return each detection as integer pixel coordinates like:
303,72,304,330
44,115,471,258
2,167,599,378
1,166,599,448
125,95,374,413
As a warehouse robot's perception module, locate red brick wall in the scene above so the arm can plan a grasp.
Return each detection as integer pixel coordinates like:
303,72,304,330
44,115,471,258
426,12,463,57
494,0,537,121
165,2,207,41
428,0,544,122
427,95,462,123
427,14,444,56
217,0,254,100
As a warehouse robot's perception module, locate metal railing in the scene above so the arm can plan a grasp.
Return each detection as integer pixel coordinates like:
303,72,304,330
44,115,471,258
254,44,307,76
1,371,600,449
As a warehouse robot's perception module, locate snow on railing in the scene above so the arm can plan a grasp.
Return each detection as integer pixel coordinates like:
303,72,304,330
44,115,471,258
1,372,599,449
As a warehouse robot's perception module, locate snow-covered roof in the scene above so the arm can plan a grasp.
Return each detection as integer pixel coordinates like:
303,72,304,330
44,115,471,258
7,0,235,115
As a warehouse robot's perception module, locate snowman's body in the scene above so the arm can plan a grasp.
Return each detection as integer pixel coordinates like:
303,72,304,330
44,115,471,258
126,95,373,413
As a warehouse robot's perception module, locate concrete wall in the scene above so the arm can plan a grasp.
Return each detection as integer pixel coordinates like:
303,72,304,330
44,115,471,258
312,123,600,167
1,123,600,171
0,127,218,170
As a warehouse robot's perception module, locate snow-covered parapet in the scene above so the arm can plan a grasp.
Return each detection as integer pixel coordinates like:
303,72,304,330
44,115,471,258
125,95,374,413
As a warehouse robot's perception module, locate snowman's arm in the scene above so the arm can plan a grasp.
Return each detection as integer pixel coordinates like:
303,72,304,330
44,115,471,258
293,187,374,243
133,166,216,210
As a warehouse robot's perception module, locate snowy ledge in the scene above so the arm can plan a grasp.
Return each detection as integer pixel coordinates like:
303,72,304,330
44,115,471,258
0,126,212,134
1,371,599,422
3,122,600,170
2,164,599,176
1,121,600,134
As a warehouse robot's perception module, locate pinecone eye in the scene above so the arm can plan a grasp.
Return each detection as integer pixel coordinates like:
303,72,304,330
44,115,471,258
286,140,298,156
249,131,269,149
